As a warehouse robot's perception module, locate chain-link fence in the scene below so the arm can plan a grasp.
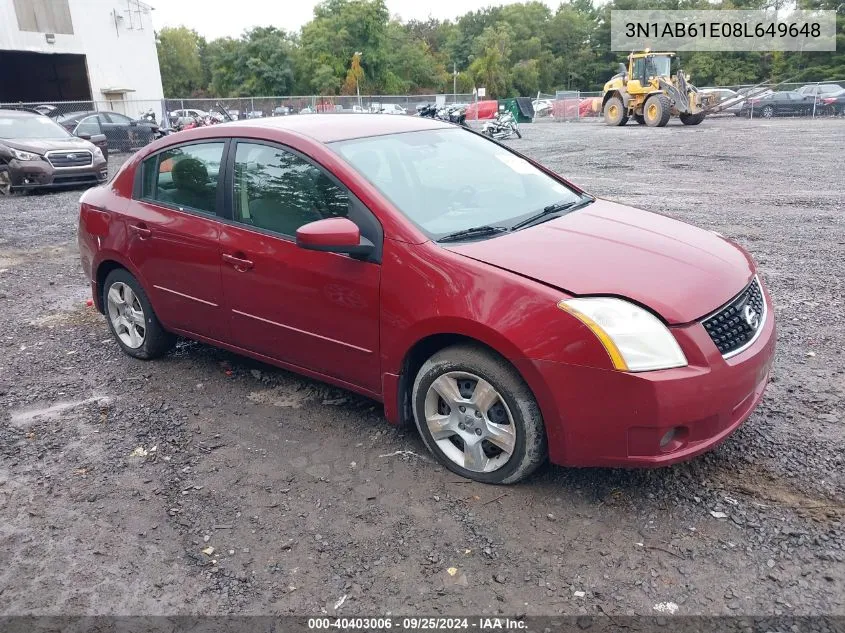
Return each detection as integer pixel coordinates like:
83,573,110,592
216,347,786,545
162,94,476,121
2,80,842,154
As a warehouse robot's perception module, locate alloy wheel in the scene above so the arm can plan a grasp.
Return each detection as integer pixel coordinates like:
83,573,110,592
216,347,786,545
423,371,516,473
106,282,146,348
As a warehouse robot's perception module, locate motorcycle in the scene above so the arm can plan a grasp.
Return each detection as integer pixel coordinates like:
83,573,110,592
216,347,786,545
416,103,437,118
435,104,469,127
140,108,158,124
481,107,521,140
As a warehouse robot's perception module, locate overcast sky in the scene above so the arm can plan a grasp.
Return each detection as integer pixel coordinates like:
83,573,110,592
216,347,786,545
150,0,556,40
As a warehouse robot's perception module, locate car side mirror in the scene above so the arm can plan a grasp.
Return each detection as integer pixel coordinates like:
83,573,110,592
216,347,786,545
78,133,92,140
296,217,374,258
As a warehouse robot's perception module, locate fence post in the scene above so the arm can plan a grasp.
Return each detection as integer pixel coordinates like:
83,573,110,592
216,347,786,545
812,81,818,118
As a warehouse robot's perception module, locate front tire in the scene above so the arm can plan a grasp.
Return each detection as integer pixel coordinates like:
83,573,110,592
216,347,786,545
644,94,671,127
411,344,547,484
103,268,175,360
679,112,706,126
603,96,628,126
761,105,774,118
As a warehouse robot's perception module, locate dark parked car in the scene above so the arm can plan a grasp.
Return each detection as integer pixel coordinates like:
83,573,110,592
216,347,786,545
77,115,775,484
0,109,108,196
739,91,814,118
817,88,845,115
796,83,843,101
56,111,161,152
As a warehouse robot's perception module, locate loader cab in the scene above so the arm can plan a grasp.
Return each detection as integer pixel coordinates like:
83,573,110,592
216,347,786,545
628,53,674,93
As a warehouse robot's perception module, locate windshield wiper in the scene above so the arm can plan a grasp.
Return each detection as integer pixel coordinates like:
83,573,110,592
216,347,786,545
437,225,509,243
511,195,595,231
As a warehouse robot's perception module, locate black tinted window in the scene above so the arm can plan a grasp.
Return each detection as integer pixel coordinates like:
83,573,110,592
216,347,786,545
141,142,225,214
233,142,350,236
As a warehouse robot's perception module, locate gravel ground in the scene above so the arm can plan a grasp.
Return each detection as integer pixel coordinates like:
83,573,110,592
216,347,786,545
0,118,843,617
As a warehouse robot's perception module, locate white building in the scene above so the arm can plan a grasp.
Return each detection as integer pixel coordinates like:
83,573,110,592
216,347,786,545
0,0,164,112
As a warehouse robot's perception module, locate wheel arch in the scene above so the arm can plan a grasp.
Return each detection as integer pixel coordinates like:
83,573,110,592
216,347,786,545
92,253,145,314
602,89,629,109
391,328,549,435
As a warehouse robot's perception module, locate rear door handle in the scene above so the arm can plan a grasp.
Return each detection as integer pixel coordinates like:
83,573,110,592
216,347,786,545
129,223,152,238
222,252,254,271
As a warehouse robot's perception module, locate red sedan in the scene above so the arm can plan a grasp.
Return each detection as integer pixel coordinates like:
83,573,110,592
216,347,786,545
78,114,775,484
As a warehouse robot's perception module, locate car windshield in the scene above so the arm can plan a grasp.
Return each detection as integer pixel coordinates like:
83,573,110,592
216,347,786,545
331,129,581,238
0,115,72,139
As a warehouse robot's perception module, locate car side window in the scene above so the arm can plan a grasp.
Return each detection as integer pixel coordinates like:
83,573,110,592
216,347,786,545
233,142,350,237
105,113,132,124
141,142,225,215
76,115,101,136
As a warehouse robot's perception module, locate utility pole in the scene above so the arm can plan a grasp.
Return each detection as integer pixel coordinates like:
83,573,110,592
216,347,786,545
355,52,363,110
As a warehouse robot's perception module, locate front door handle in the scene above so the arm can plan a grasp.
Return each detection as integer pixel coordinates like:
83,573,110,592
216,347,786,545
129,223,152,238
222,252,254,272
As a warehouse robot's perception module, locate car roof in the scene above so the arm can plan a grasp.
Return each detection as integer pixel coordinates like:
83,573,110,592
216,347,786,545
56,110,96,120
223,113,453,143
0,108,43,118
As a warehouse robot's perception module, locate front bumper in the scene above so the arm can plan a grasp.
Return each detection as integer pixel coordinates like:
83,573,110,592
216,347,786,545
518,284,776,468
9,158,108,190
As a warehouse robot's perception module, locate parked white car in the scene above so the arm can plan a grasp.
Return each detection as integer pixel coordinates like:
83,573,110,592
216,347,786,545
370,103,406,115
532,99,553,117
698,88,744,115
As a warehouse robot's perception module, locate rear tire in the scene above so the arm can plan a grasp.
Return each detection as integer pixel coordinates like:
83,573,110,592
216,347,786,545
603,96,628,126
103,268,175,360
412,344,547,484
761,105,774,119
644,94,671,127
679,112,706,126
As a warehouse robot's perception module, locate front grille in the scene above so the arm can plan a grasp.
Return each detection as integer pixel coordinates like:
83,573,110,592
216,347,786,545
46,150,93,168
702,277,765,357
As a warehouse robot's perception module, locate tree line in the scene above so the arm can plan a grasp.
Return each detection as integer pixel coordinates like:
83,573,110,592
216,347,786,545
156,0,845,99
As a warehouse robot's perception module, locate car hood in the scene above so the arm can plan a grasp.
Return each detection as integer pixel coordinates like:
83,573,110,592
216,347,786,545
1,136,96,154
444,199,755,324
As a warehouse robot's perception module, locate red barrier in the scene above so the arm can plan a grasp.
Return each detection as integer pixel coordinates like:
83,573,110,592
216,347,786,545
551,97,602,118
464,100,500,120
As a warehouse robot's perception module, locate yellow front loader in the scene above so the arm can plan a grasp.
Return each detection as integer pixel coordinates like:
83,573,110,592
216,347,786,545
602,51,714,127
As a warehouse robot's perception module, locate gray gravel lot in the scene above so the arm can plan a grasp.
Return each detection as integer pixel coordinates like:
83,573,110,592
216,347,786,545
0,117,843,617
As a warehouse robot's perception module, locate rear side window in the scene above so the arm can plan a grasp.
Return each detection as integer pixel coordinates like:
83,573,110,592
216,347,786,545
76,115,101,136
140,142,225,215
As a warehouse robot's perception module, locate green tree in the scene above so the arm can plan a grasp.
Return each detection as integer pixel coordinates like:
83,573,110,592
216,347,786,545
469,24,513,98
156,27,205,97
314,64,341,95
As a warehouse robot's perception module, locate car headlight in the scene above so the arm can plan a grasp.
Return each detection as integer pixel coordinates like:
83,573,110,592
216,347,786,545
10,148,39,161
92,146,104,159
558,297,687,372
